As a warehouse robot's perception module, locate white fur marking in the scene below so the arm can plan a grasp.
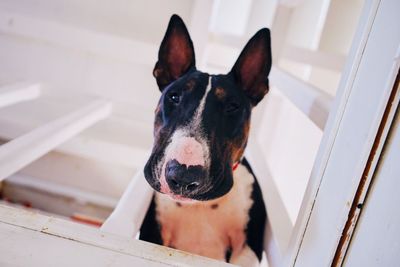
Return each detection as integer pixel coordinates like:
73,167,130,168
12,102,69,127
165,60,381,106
191,76,212,130
155,164,255,265
159,77,213,195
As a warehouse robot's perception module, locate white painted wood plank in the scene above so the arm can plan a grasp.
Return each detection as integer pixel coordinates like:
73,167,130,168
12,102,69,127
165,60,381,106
0,129,148,169
2,178,113,221
0,222,166,267
0,81,41,108
7,173,118,208
282,45,346,71
344,110,400,266
283,1,382,262
0,112,151,169
333,71,400,266
0,204,233,267
292,0,400,266
269,66,334,130
0,99,112,181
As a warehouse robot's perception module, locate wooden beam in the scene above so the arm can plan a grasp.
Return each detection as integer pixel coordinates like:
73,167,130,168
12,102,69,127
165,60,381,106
282,45,346,71
0,99,112,181
269,67,333,130
291,1,400,265
0,118,149,169
7,173,119,209
0,82,41,108
0,204,232,267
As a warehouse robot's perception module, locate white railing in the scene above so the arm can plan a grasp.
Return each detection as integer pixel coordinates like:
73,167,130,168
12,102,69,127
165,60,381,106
0,99,112,181
282,45,346,71
0,82,41,108
269,66,334,130
0,204,230,267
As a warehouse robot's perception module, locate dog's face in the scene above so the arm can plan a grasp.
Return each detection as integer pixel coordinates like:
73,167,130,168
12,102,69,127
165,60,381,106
144,15,271,201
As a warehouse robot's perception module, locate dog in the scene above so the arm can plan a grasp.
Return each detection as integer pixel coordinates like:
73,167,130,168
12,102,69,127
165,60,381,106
140,14,271,266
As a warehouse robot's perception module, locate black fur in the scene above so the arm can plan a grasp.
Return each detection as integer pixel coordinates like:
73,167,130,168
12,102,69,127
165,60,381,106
242,158,267,260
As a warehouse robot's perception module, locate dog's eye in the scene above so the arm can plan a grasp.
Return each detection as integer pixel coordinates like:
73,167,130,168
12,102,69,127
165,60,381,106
168,92,181,104
224,102,240,114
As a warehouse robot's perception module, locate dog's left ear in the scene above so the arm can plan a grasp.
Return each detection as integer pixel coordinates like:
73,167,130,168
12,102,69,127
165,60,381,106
230,29,272,106
153,14,196,90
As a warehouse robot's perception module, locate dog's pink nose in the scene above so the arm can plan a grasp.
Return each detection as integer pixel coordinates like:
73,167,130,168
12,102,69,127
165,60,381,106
169,137,205,167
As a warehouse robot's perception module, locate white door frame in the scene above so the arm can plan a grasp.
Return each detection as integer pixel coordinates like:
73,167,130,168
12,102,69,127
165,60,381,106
284,0,400,266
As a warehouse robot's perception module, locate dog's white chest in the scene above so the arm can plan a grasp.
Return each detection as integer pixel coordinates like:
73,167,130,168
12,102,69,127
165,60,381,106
155,164,255,261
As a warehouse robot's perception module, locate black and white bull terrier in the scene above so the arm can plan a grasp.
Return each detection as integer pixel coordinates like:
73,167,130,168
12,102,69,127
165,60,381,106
140,14,271,266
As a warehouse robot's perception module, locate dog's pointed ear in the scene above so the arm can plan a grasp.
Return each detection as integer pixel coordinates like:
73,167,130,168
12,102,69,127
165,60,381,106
153,14,196,90
230,28,272,106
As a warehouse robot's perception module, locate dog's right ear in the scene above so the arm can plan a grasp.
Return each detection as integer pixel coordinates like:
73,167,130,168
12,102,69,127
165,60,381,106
153,14,196,91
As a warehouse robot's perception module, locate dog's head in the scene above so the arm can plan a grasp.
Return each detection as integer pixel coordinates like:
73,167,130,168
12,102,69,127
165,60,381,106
144,15,272,201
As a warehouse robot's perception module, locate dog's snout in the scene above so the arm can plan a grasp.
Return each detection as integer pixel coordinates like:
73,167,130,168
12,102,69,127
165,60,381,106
165,159,205,194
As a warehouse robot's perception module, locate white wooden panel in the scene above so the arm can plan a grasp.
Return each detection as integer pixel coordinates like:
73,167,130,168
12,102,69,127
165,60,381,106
344,111,400,266
333,72,400,266
282,45,346,71
3,176,114,221
292,0,400,266
0,99,112,181
269,67,333,129
245,141,292,255
283,1,381,263
0,82,41,108
7,173,118,208
254,88,323,224
0,204,232,267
